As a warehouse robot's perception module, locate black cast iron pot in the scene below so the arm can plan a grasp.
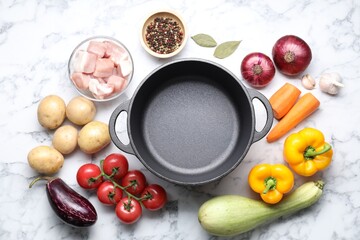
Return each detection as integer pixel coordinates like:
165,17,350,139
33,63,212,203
109,59,273,185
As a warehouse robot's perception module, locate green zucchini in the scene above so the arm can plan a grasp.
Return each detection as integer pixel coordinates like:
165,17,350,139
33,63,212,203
198,180,324,237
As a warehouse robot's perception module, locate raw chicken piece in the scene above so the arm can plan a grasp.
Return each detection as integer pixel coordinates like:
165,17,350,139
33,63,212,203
93,58,115,78
107,75,126,93
71,72,91,90
118,57,132,77
87,41,107,57
120,79,128,92
104,41,129,65
88,78,114,99
97,77,107,84
73,50,97,73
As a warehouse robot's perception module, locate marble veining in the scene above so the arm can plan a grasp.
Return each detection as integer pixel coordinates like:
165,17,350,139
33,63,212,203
1,0,360,239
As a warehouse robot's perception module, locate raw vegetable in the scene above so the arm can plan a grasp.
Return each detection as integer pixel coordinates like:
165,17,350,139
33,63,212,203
76,163,103,189
318,72,344,95
248,164,294,204
97,181,123,205
77,121,110,154
29,177,97,227
52,125,78,154
272,35,312,76
269,83,301,120
266,92,320,143
115,197,142,224
141,184,168,211
121,170,147,196
37,95,66,129
240,52,276,88
76,153,167,224
198,180,324,237
66,96,96,126
284,128,333,176
301,74,316,90
27,145,64,175
102,153,129,181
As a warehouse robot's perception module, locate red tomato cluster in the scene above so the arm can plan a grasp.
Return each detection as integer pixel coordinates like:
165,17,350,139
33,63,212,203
76,153,167,224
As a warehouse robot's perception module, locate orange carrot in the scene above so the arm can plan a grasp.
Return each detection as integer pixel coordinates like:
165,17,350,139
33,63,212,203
269,83,301,120
266,92,320,143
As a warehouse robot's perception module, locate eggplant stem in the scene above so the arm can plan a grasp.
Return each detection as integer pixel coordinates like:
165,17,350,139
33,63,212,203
29,176,52,188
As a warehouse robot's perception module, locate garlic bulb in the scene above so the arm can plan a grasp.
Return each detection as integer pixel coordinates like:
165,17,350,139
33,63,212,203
301,74,316,90
318,72,344,95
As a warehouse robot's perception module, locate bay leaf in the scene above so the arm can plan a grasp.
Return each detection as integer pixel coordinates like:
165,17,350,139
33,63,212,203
191,34,217,47
214,41,241,59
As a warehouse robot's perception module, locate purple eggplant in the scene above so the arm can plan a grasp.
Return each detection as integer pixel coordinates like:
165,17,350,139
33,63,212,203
30,177,97,227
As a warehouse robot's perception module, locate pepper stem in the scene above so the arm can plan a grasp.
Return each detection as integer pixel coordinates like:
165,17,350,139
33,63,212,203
263,177,277,194
304,143,332,159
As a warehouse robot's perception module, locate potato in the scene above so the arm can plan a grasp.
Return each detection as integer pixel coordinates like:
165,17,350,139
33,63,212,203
78,121,110,154
27,146,64,175
52,125,78,154
66,96,96,125
37,95,66,129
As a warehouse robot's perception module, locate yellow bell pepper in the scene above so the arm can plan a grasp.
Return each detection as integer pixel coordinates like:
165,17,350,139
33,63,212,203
248,164,294,204
284,127,333,177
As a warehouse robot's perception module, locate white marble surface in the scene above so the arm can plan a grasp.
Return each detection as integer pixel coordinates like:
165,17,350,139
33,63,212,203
1,0,360,239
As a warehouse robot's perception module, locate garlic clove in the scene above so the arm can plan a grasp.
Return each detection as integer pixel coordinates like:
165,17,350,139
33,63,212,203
318,72,344,95
301,74,316,90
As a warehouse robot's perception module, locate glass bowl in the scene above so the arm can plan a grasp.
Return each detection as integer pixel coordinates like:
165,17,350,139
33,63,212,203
68,36,134,102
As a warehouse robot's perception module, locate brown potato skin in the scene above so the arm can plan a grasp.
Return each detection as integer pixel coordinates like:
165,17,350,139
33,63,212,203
78,121,110,154
66,96,96,126
37,95,66,129
28,146,64,175
52,125,78,154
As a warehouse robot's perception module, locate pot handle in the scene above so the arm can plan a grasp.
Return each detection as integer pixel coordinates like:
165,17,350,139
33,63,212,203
109,99,135,155
248,89,274,143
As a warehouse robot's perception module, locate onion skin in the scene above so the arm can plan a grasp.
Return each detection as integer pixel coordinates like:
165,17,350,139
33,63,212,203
272,35,312,76
240,52,276,88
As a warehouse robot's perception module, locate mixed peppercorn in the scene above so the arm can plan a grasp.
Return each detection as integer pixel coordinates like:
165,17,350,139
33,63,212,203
145,17,184,54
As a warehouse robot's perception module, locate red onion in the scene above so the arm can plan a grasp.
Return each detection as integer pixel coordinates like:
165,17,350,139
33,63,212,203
272,35,312,76
240,52,276,88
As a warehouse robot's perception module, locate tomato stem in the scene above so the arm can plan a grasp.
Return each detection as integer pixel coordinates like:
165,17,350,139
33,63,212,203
138,191,153,201
98,165,142,202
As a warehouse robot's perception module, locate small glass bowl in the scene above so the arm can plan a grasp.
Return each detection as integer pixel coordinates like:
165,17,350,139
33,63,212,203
68,36,134,102
140,10,187,58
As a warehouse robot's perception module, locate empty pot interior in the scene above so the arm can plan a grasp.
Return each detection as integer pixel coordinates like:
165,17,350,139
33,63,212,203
129,60,254,184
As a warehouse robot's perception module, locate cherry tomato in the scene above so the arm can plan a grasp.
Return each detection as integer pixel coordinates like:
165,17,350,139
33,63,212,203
115,197,142,224
102,153,129,180
121,170,147,196
97,181,123,205
141,184,167,211
76,163,103,189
